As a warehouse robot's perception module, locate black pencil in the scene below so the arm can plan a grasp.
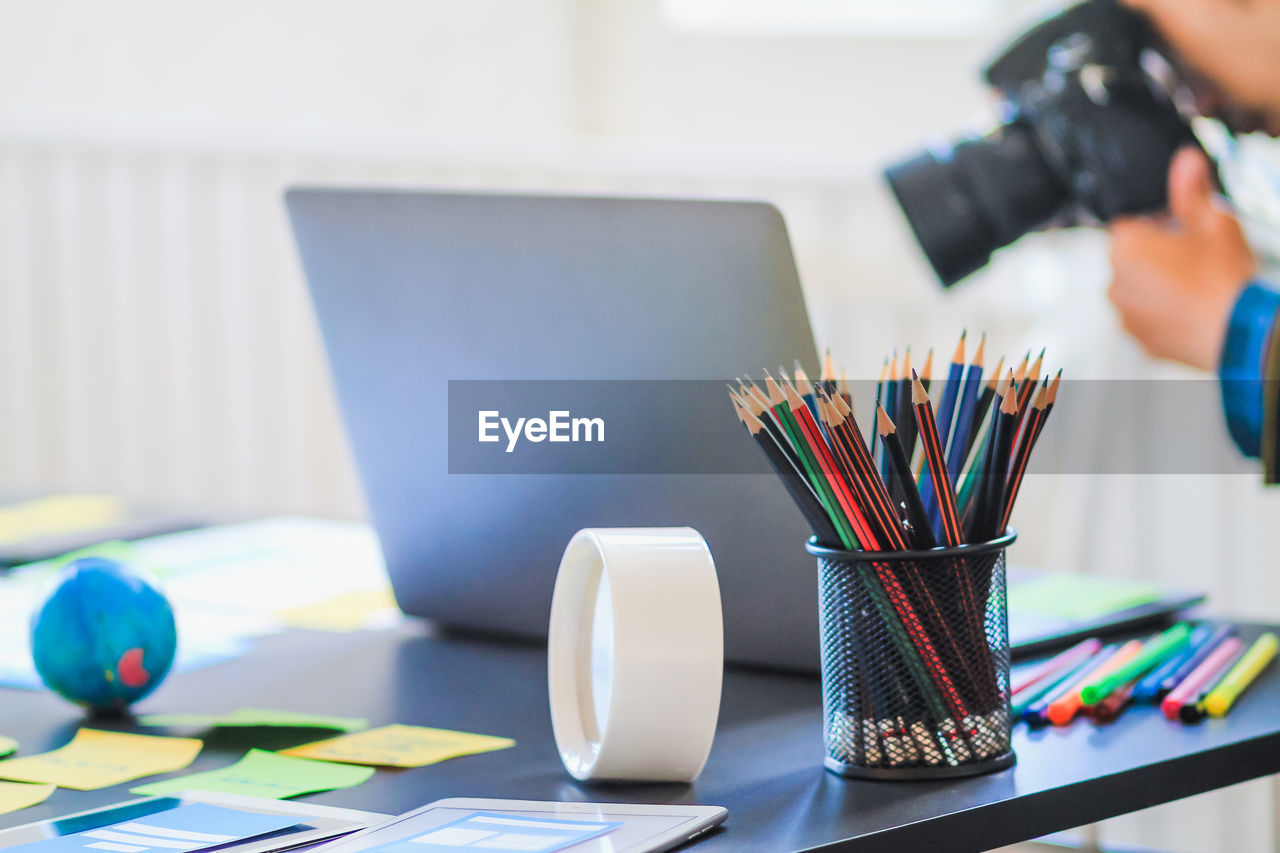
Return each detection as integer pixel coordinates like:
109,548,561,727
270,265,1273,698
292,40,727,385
733,395,840,545
876,405,937,550
1017,348,1045,415
1000,382,1050,532
973,379,1020,541
895,348,918,491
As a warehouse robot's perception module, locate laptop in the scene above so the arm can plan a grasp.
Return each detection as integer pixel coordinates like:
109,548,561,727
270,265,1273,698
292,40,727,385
287,189,823,671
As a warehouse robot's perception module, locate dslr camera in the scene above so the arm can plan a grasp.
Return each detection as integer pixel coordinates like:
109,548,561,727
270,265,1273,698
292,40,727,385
886,0,1203,286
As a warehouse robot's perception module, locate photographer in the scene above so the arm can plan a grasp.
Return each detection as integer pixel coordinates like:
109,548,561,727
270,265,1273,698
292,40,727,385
1107,0,1280,479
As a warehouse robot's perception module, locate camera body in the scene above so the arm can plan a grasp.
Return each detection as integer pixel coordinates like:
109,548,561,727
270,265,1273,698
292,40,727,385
886,0,1202,286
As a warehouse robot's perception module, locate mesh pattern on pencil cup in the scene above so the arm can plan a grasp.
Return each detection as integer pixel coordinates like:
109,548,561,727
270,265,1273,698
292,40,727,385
809,536,1015,780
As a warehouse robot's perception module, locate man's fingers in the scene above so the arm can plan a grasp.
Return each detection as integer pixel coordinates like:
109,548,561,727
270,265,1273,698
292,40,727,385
1109,217,1170,259
1167,146,1215,228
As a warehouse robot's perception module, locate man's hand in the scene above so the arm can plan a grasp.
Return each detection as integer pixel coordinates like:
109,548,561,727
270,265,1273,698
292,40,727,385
1107,147,1257,371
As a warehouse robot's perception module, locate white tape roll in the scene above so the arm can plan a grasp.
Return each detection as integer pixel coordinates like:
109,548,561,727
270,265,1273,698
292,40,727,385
548,527,723,782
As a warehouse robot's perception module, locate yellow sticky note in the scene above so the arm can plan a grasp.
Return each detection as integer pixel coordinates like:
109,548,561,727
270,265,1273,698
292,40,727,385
280,724,514,768
277,587,399,632
0,494,125,546
0,729,202,791
0,781,55,815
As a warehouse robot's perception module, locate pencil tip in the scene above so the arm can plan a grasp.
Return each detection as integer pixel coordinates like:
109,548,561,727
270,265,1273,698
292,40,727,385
911,372,929,403
876,405,895,435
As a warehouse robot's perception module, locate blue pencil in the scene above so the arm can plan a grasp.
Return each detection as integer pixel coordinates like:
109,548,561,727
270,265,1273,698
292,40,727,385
945,333,985,483
920,331,966,533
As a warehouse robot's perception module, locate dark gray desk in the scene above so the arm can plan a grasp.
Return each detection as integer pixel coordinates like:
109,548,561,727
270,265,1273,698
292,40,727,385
2,622,1278,852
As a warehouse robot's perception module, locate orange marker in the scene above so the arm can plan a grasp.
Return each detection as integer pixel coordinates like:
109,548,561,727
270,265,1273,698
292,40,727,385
1048,639,1143,726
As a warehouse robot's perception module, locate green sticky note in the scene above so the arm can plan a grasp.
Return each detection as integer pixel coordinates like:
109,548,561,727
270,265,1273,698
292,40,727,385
0,736,16,758
130,749,374,799
1008,574,1164,622
138,708,368,732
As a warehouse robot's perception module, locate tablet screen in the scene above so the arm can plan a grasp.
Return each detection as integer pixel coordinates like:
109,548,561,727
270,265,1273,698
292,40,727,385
328,806,702,853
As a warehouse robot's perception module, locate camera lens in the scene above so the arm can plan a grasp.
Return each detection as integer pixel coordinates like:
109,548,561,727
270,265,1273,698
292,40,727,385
885,120,1071,287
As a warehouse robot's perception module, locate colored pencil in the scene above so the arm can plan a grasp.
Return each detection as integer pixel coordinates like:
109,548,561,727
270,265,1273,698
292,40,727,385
961,356,1004,466
912,371,964,547
946,333,985,484
872,357,889,469
823,398,905,550
1000,382,1049,531
896,347,918,475
970,375,1019,541
956,370,1011,524
882,350,900,484
734,398,839,545
728,334,1065,753
876,406,936,550
1017,347,1044,414
794,361,819,423
821,349,838,396
920,333,966,530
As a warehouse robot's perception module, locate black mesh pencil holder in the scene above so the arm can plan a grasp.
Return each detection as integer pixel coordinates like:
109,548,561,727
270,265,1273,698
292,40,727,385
806,530,1017,780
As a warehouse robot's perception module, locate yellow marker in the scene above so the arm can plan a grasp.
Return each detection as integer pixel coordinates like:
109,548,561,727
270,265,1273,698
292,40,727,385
1205,632,1278,718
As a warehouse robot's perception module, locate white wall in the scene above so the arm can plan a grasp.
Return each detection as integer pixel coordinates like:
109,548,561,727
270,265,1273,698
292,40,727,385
1,3,1277,849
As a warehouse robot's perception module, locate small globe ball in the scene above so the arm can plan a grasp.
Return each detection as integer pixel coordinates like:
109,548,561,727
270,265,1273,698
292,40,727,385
30,556,177,712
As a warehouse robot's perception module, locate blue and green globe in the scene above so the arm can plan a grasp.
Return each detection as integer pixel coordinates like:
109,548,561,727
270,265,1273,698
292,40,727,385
31,556,177,712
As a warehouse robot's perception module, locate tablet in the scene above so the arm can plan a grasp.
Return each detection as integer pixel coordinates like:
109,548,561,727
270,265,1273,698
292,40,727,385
0,791,388,852
312,799,727,853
